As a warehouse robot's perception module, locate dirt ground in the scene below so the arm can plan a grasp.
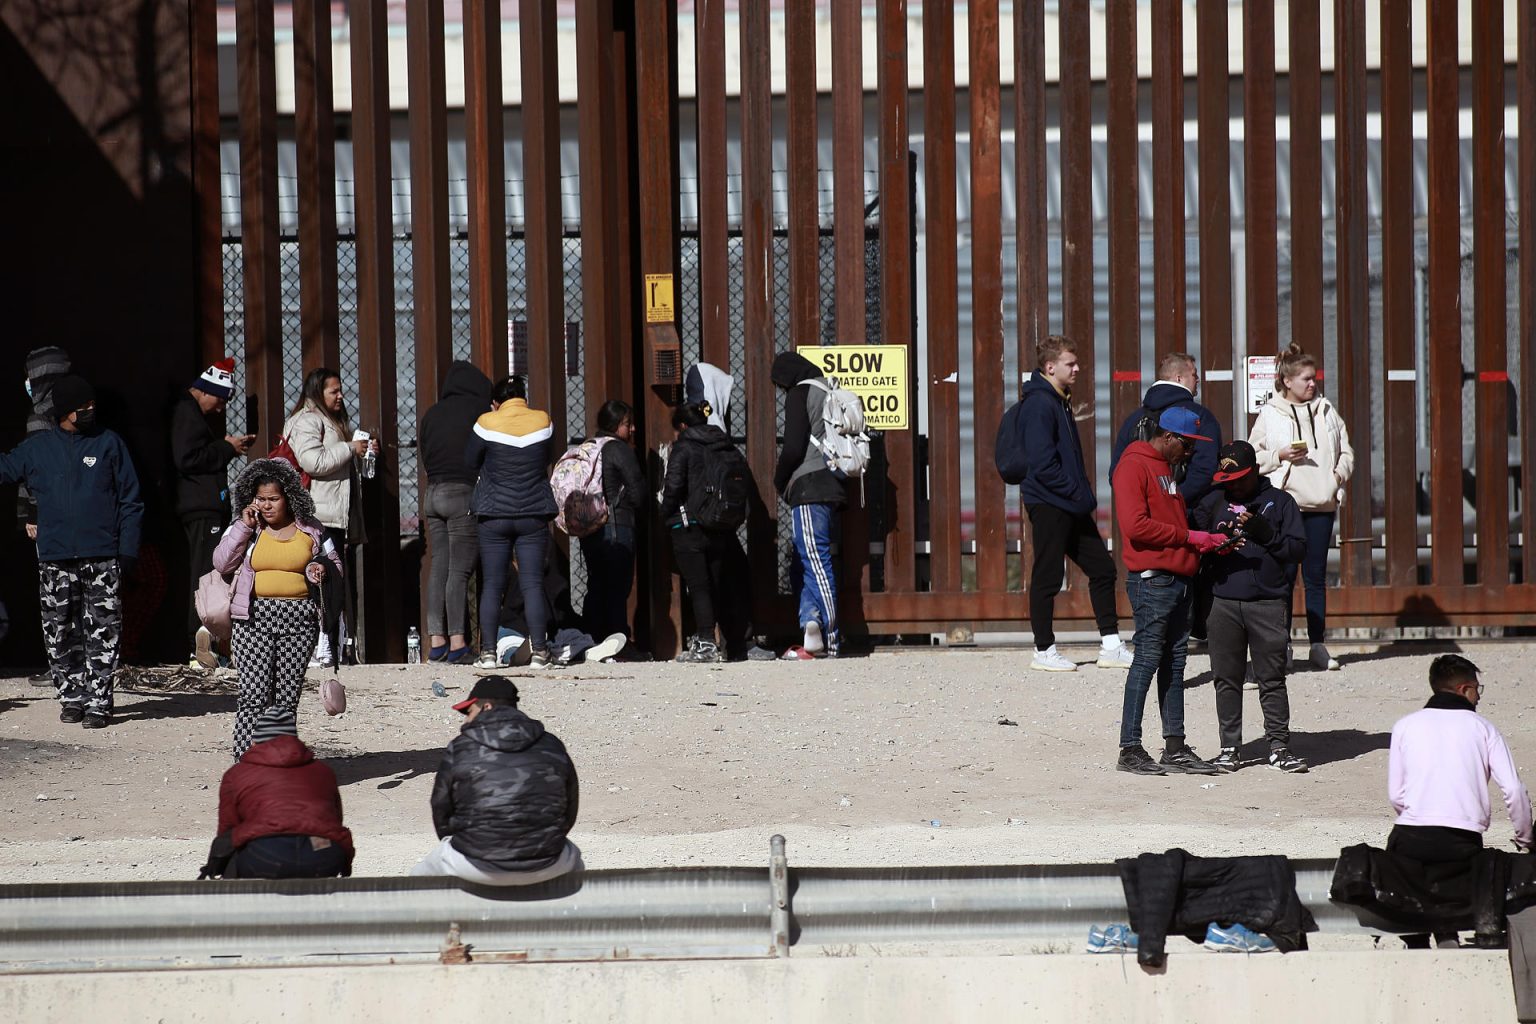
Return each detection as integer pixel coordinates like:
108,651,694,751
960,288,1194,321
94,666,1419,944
0,639,1530,883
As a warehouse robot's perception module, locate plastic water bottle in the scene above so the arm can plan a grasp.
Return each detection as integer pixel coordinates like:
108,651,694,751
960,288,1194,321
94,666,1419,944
355,429,376,480
407,627,421,664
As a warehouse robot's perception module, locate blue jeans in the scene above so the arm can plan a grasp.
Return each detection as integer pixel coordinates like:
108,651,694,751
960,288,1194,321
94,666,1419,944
479,516,552,654
232,834,349,879
1296,511,1335,644
1119,572,1191,748
790,503,838,643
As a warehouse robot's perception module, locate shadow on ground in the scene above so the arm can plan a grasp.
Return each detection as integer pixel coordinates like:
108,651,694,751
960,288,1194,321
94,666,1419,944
1241,728,1391,769
113,692,232,722
328,749,443,790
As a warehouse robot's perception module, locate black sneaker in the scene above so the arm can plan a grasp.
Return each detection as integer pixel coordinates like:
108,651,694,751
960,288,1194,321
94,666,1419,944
1116,745,1169,776
1160,745,1222,776
1209,747,1242,773
1268,747,1309,773
59,706,85,724
82,713,109,730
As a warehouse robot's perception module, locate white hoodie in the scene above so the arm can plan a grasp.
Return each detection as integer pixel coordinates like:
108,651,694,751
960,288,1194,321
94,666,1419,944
1247,394,1355,512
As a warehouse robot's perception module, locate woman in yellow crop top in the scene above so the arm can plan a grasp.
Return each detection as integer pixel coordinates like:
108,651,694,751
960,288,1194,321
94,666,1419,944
213,458,341,758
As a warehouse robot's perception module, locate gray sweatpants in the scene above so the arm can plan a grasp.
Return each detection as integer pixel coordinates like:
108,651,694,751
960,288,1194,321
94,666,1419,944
1208,595,1292,750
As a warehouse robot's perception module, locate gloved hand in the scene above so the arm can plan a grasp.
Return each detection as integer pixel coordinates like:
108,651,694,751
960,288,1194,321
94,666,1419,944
1242,513,1275,545
1186,531,1230,554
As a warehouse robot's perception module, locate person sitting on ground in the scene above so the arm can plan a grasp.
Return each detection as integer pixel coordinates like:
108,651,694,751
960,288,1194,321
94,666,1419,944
1388,654,1532,864
412,676,582,885
203,707,354,879
1193,441,1309,774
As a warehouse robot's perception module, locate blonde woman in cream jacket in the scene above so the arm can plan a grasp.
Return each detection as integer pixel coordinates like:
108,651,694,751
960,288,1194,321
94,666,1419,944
1247,345,1354,671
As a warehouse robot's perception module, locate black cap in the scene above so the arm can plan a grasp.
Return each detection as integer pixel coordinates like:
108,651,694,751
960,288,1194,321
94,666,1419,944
452,675,520,713
1212,440,1258,483
51,375,95,421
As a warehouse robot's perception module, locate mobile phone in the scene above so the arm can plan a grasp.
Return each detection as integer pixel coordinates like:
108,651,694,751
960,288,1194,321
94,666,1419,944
1290,439,1308,451
246,394,260,436
1214,531,1245,554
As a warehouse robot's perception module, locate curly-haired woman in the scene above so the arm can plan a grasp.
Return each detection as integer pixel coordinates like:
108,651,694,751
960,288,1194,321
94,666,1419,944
213,459,344,758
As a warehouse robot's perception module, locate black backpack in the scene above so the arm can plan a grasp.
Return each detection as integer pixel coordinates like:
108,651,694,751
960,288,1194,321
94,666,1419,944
689,444,753,530
995,398,1030,485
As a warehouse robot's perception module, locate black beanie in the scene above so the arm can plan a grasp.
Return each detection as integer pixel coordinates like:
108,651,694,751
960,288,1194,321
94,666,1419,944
51,375,95,421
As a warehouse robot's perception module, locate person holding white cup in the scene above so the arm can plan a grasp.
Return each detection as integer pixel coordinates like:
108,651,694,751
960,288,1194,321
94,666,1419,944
1247,343,1355,672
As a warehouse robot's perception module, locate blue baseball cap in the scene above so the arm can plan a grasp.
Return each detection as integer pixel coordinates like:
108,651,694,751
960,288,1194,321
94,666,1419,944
1158,406,1214,442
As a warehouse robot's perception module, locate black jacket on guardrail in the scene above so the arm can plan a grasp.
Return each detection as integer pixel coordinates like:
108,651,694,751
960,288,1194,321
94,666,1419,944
429,705,579,872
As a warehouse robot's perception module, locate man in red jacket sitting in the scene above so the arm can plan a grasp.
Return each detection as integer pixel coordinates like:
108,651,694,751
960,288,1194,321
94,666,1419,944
1112,407,1229,777
204,708,354,878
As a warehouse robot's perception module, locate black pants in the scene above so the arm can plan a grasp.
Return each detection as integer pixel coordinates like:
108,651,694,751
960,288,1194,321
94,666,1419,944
671,525,749,649
183,513,228,649
1025,503,1118,649
1387,824,1484,864
1208,596,1292,750
232,834,350,879
580,523,636,640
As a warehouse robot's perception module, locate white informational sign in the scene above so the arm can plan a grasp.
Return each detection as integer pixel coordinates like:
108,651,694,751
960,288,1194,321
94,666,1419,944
1246,355,1277,414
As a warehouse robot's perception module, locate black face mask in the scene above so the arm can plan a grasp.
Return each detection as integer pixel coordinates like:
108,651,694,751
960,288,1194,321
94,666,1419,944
72,409,97,432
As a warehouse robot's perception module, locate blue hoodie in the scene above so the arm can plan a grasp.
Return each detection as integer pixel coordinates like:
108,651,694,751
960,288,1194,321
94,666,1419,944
1109,381,1224,510
1015,370,1095,515
0,427,143,563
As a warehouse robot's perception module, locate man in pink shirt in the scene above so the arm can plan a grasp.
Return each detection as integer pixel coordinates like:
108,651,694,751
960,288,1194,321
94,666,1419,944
1388,654,1533,864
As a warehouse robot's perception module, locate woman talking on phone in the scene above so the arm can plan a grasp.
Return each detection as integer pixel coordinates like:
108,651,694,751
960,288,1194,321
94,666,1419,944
213,459,344,758
1247,343,1354,671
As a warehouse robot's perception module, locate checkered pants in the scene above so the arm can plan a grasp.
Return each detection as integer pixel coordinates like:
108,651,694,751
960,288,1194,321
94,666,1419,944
230,597,318,759
38,558,122,714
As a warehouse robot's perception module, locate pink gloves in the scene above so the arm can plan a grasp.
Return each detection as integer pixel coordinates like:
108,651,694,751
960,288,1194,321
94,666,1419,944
1186,530,1230,554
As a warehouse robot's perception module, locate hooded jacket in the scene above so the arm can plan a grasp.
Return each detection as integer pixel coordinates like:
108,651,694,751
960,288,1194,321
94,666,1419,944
429,704,579,871
1111,440,1198,577
685,362,734,431
1110,381,1224,510
597,432,645,530
1248,394,1355,512
217,735,354,867
211,459,344,621
661,423,738,526
466,399,558,519
0,426,144,564
1014,370,1096,515
281,402,357,532
170,392,237,518
419,361,492,485
771,351,845,507
1193,479,1306,601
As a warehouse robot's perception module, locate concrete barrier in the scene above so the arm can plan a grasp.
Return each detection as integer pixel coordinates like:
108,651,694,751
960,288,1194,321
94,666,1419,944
0,951,1517,1023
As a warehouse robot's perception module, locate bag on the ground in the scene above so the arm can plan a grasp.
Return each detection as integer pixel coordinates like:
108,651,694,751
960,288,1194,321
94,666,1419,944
551,437,614,537
805,378,870,479
995,399,1030,484
689,445,753,530
267,435,312,488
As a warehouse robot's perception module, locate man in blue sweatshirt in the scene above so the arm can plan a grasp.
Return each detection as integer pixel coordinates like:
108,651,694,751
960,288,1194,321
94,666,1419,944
1016,335,1129,672
1192,441,1307,773
0,376,143,728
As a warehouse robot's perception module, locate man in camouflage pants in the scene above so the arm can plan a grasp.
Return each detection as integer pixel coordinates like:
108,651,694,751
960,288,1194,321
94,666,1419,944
0,376,143,728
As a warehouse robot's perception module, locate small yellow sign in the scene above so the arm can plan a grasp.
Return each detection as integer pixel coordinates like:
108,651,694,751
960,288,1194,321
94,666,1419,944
796,344,910,430
644,274,675,323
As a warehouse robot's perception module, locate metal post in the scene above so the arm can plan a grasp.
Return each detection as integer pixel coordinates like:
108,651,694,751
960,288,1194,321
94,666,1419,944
770,834,790,958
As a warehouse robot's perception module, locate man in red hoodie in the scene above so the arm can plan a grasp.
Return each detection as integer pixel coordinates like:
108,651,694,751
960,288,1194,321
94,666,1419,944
1112,407,1229,776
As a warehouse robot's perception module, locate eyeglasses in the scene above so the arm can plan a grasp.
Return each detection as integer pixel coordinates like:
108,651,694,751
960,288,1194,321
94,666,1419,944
1176,436,1196,452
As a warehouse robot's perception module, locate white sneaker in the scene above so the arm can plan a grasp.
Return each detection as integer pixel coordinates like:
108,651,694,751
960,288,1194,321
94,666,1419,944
803,622,825,655
473,651,499,670
1096,642,1134,669
586,633,628,663
1030,646,1078,672
313,632,332,666
1310,643,1340,671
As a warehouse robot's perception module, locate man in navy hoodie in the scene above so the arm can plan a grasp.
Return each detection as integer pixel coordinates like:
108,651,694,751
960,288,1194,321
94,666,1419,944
1016,335,1130,672
0,376,143,728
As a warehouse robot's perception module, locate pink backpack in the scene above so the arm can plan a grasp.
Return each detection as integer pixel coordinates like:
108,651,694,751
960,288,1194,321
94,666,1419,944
550,438,613,537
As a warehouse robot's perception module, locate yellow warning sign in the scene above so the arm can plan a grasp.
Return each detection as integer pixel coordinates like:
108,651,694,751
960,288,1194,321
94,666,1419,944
644,274,674,323
796,344,910,430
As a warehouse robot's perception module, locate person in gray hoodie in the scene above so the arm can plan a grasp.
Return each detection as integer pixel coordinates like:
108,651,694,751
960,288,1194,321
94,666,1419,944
771,351,846,659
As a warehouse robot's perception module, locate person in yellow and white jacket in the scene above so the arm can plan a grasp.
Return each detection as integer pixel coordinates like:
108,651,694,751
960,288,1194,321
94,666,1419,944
1247,343,1354,672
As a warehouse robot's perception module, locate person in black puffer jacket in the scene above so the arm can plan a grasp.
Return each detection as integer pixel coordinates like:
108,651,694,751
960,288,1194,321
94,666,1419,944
662,403,751,662
580,400,645,643
412,676,581,885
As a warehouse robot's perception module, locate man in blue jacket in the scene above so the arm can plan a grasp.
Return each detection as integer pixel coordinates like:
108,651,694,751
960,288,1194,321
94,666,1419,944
1110,353,1225,644
1017,335,1129,672
0,376,143,728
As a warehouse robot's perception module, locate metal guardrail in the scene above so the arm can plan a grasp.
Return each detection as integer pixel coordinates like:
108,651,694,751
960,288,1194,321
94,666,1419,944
0,841,1386,973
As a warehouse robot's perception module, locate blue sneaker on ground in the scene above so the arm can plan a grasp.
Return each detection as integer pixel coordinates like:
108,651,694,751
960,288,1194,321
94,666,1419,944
1086,923,1138,953
1203,922,1277,953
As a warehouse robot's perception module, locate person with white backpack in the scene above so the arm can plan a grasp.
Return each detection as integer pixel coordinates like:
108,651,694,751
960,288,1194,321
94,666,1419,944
771,351,866,660
466,376,557,669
